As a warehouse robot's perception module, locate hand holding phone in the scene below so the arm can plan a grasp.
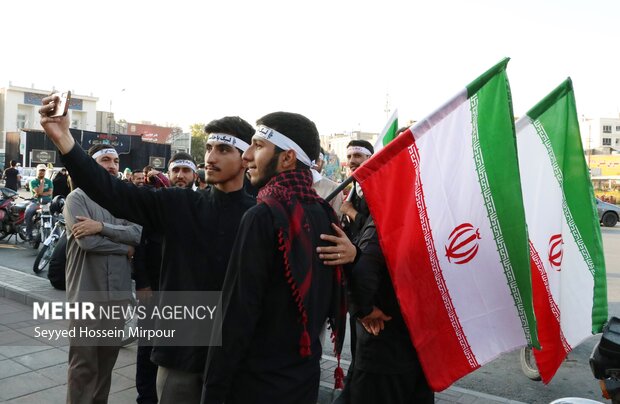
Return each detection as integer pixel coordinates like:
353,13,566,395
48,91,71,117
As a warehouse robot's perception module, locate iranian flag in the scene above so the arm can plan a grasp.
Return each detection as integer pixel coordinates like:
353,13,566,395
515,79,607,383
352,58,538,391
373,109,399,152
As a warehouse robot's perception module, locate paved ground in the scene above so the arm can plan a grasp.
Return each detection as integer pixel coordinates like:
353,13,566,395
0,264,525,403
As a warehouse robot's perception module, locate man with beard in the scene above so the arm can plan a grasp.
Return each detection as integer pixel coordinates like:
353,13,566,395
334,139,374,403
201,112,354,404
167,152,198,188
63,144,142,403
340,140,373,239
131,169,146,187
38,99,255,404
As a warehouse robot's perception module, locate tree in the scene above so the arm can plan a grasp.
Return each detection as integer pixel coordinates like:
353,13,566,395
190,123,207,162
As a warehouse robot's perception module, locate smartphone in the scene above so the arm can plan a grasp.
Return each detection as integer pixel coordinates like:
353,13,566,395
49,91,71,117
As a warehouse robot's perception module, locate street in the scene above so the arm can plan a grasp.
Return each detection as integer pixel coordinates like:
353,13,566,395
0,220,619,402
454,226,620,403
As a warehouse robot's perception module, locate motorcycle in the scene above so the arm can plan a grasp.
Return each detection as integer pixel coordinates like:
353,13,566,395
0,187,30,241
29,200,54,250
32,196,65,273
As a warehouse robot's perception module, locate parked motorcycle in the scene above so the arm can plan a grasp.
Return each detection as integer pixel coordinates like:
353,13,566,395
33,196,66,273
0,187,30,241
29,200,54,250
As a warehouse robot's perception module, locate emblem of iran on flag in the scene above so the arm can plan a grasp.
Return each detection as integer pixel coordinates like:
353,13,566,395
353,58,538,391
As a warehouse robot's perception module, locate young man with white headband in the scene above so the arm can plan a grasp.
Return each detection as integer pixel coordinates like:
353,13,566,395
341,139,374,239
63,143,142,403
333,138,375,404
167,152,198,188
202,111,355,404
38,101,255,404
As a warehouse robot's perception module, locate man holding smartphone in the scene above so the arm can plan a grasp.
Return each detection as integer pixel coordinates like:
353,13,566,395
39,98,255,403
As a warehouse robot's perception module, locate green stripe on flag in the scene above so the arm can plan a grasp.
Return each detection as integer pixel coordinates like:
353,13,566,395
382,118,399,146
530,79,608,332
469,60,539,347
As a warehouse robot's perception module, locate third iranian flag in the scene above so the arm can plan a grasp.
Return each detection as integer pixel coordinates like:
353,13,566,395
516,79,607,383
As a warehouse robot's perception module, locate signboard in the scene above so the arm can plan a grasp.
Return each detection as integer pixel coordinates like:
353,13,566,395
31,149,57,164
142,133,159,143
81,132,131,154
149,156,166,169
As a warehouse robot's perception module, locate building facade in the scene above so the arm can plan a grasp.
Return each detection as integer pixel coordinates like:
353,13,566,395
0,83,98,167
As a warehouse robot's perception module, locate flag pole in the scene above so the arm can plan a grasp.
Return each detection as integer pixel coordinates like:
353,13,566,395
325,175,354,203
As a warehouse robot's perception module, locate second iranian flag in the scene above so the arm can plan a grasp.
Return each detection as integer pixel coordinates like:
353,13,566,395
354,58,538,390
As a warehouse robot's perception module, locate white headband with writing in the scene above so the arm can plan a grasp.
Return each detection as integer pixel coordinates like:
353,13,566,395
169,160,197,172
91,148,118,160
347,146,373,157
255,125,313,167
207,133,250,152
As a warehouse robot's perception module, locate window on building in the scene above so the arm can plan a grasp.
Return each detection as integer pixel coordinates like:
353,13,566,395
603,125,612,133
71,119,79,129
16,113,26,129
603,138,612,145
616,126,620,132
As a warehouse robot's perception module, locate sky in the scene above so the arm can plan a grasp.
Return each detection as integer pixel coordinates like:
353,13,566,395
1,0,618,136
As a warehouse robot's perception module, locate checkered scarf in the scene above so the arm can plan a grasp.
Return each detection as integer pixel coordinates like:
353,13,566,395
258,168,346,388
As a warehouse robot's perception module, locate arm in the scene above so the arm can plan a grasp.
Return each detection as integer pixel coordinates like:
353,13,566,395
64,192,132,255
39,101,175,231
72,216,142,246
203,209,273,403
150,171,170,188
99,221,142,246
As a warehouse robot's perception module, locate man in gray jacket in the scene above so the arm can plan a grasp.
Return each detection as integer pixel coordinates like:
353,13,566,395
64,143,142,404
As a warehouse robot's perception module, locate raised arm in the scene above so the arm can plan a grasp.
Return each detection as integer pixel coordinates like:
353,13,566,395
39,95,178,231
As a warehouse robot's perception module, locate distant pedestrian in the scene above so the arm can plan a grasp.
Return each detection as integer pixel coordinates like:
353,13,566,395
2,160,20,191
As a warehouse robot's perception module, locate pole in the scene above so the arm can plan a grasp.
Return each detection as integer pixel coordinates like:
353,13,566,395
325,175,355,203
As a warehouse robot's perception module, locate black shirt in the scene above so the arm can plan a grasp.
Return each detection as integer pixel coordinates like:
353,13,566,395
60,144,255,372
3,167,19,191
350,219,420,374
52,172,71,198
202,202,337,404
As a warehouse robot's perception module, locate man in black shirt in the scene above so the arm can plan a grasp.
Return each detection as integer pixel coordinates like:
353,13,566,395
348,219,433,404
3,160,20,191
201,112,352,404
38,100,255,404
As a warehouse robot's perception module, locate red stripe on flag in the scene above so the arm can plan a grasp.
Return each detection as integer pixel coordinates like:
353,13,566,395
529,241,571,383
353,130,479,391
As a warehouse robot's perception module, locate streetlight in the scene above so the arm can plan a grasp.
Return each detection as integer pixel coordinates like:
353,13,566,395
108,88,126,135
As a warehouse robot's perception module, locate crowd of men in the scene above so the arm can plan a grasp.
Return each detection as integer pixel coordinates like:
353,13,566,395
36,94,432,404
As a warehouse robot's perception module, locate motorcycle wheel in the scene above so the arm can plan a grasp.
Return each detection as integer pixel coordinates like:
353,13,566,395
33,240,57,273
520,346,542,381
30,220,41,249
18,226,28,241
0,230,8,241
